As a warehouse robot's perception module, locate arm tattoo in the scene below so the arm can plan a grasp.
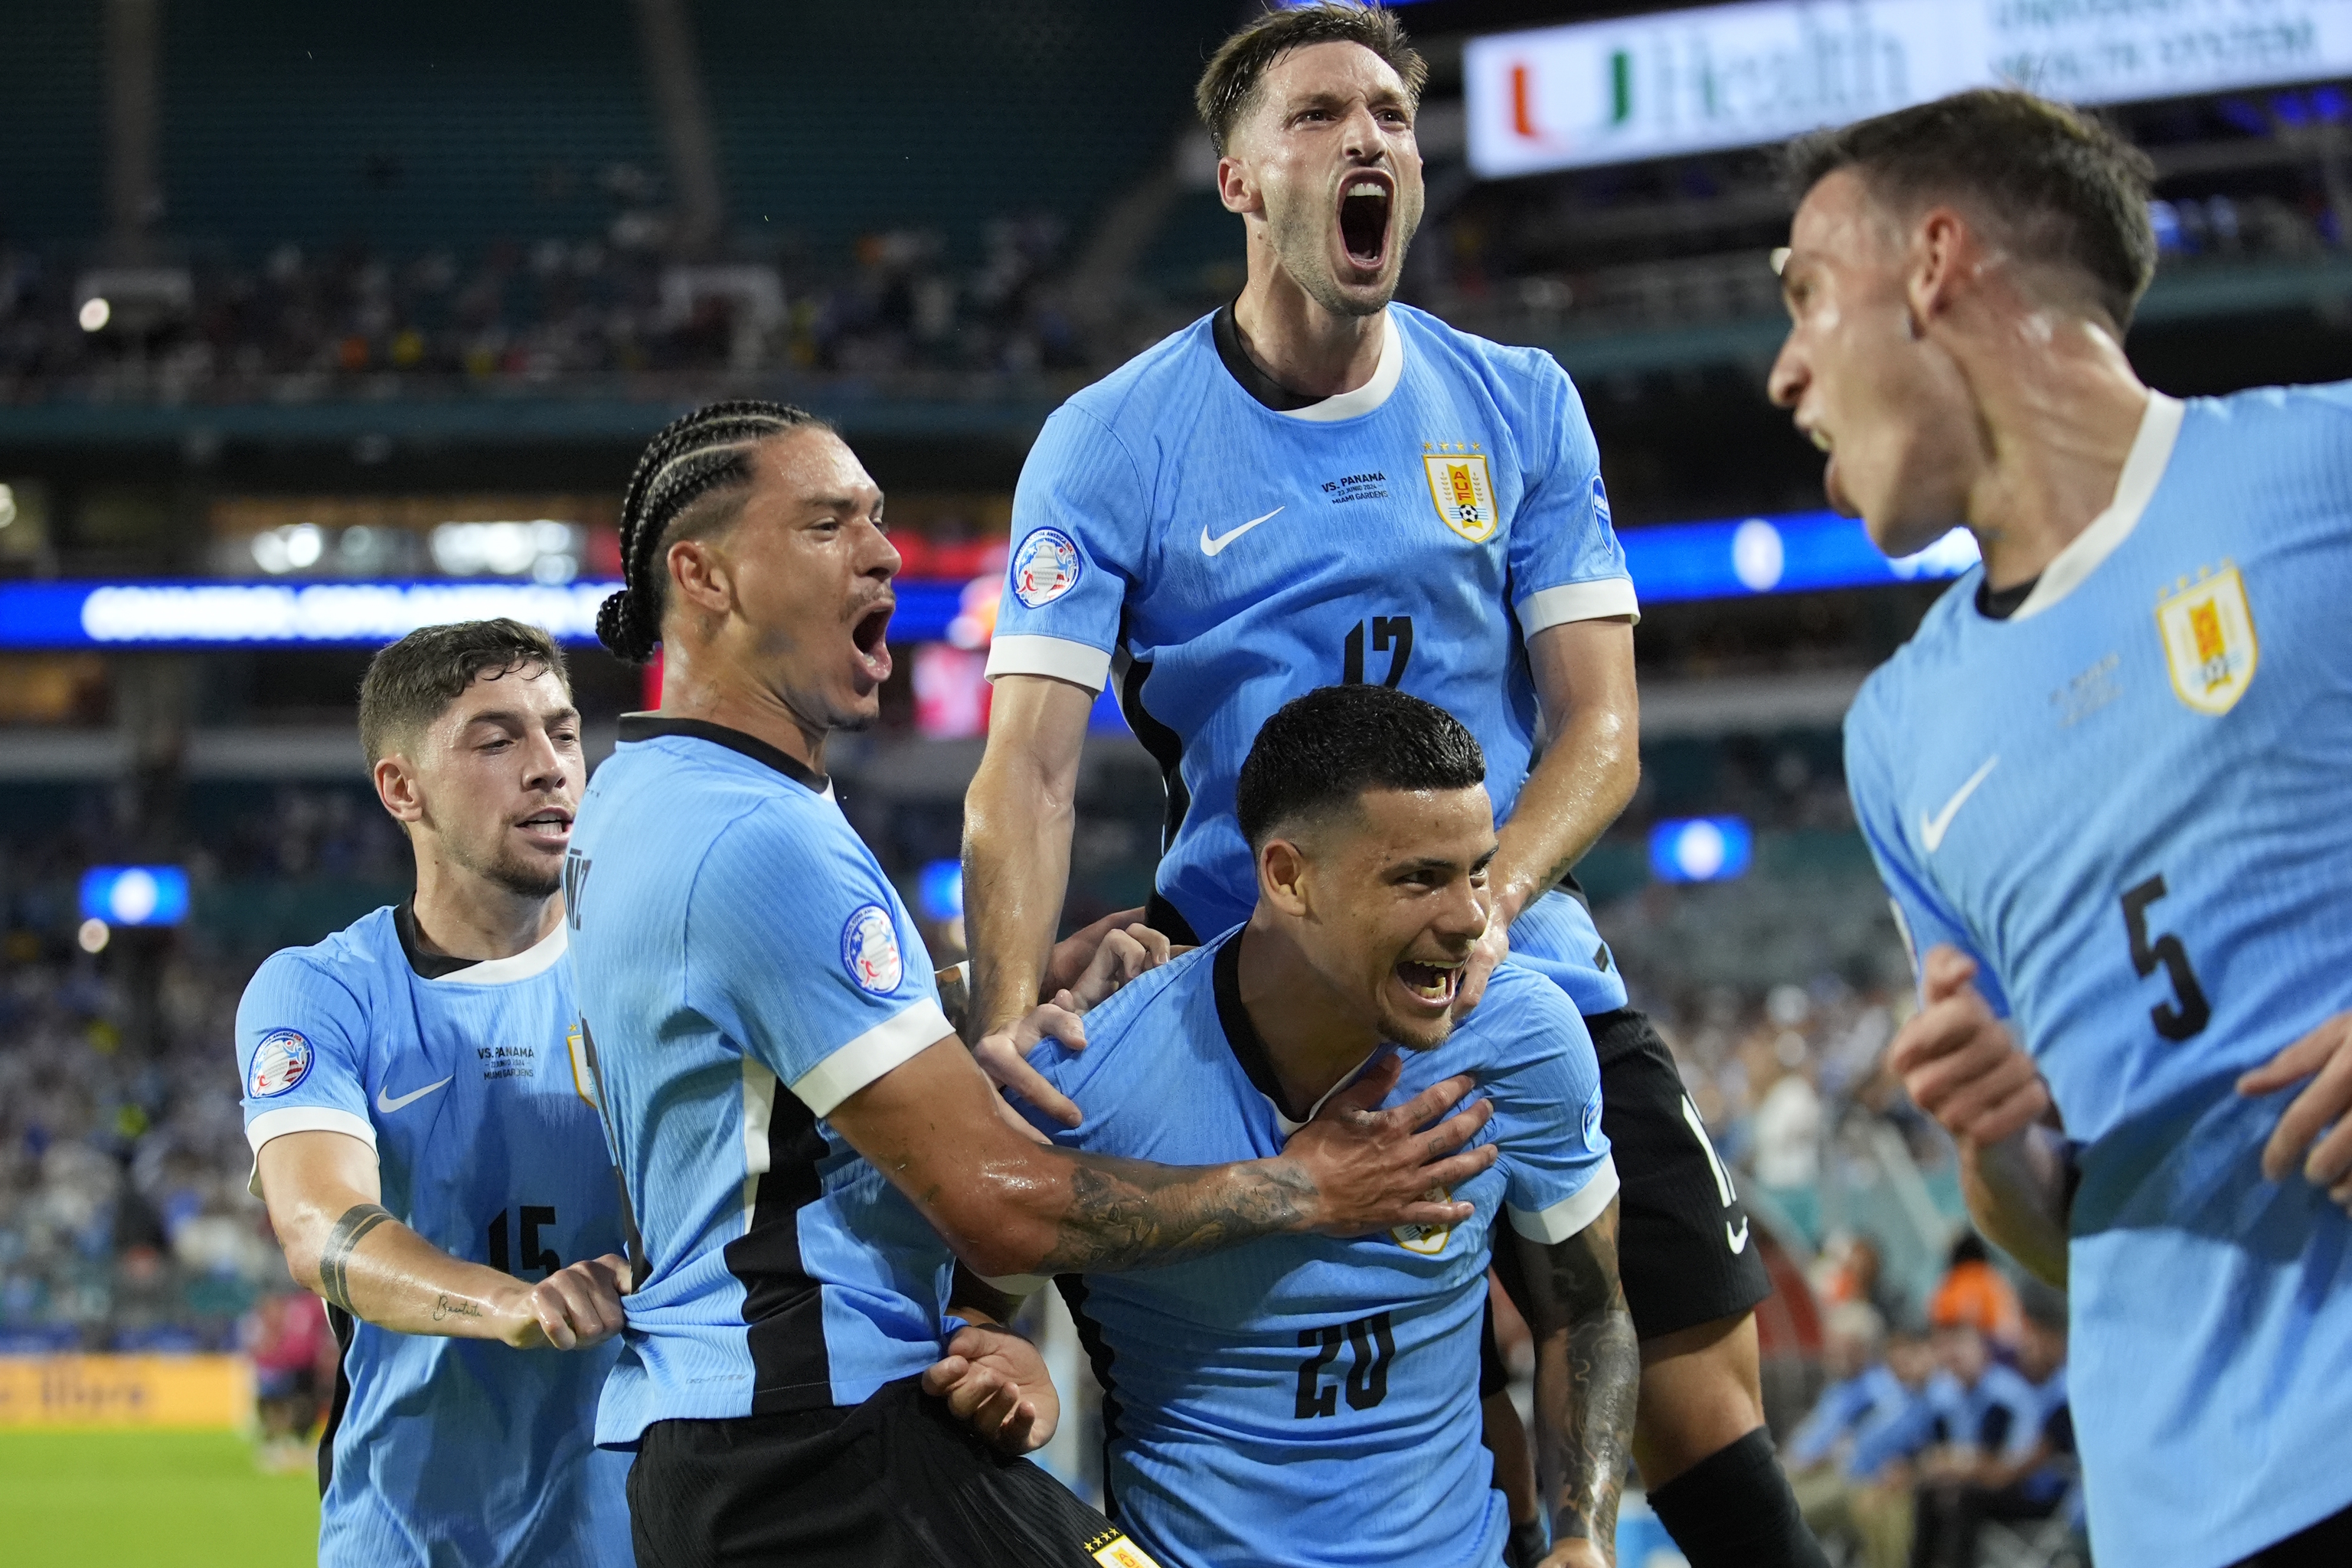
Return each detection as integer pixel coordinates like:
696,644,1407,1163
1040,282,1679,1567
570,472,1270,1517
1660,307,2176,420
1514,1200,1640,1551
318,1203,395,1315
935,963,970,1040
1034,1155,1315,1273
430,1293,483,1322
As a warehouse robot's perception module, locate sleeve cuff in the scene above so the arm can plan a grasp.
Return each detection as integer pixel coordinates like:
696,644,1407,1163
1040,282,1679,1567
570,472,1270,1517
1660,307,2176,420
1517,577,1640,635
985,634,1112,694
790,999,957,1117
244,1106,377,1199
1505,1154,1619,1243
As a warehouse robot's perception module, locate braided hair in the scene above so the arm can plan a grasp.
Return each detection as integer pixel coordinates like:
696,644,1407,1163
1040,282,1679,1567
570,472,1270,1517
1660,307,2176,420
596,400,829,664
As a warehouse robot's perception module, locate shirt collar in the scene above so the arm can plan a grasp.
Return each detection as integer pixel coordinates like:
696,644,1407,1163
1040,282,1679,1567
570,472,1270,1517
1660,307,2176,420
2007,390,2184,622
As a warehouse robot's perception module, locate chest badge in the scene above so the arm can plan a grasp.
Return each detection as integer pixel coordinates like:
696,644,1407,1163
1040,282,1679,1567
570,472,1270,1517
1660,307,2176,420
1423,450,1496,544
2156,563,2258,716
1390,1183,1453,1255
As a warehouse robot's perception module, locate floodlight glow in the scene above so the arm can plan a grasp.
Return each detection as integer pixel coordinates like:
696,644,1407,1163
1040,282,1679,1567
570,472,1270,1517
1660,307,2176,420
79,866,192,927
916,861,965,923
1648,818,1753,884
78,298,111,332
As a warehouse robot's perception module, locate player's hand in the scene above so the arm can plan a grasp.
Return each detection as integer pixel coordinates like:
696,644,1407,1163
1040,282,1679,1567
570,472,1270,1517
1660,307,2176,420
1537,1542,1609,1568
972,1000,1090,1130
1041,906,1152,999
1452,895,1511,1019
1886,946,2050,1146
506,1253,632,1351
1062,922,1173,1012
920,1319,1060,1455
2239,1009,2352,1204
1281,1053,1495,1236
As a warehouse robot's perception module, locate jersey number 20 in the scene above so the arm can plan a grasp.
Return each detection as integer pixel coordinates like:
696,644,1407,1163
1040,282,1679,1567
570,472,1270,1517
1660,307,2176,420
1295,1311,1395,1418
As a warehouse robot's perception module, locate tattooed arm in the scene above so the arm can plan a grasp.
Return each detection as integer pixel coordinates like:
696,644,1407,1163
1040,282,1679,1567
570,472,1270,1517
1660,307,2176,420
254,1129,629,1350
1505,1197,1640,1568
826,1037,1499,1279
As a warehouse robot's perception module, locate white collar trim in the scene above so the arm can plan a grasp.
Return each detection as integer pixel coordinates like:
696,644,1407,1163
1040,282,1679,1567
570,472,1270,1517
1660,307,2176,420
429,920,568,986
2010,391,2184,621
1277,309,1405,423
1268,1050,1385,1138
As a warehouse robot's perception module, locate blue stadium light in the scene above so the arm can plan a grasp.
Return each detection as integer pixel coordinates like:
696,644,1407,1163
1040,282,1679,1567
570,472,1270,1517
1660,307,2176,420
79,865,192,927
1648,818,1753,884
916,860,965,923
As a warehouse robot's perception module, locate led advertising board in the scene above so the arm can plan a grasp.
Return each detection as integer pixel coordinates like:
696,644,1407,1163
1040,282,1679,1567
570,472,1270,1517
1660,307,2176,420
1467,0,2352,177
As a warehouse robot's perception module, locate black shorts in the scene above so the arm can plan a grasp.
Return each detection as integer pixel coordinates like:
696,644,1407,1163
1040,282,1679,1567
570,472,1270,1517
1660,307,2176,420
628,1376,1152,1568
1588,1008,1772,1341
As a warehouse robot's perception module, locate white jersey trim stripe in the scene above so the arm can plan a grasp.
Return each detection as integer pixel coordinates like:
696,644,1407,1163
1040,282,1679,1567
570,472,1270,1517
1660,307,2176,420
244,1105,379,1198
741,1058,777,1233
2012,391,2184,622
985,633,1112,694
1276,307,1406,423
791,999,956,1118
1505,1154,1619,1243
427,920,568,986
1517,577,1642,636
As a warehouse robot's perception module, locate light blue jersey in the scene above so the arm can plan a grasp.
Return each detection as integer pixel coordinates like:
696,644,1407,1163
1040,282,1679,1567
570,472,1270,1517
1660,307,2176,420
1845,384,2352,1567
1021,939,1615,1568
988,304,1637,1014
235,908,629,1568
565,715,961,1446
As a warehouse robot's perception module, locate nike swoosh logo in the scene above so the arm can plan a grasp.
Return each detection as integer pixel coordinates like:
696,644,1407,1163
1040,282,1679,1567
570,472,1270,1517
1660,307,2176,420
1200,506,1282,557
1919,754,1999,854
1726,1218,1750,1255
376,1076,452,1114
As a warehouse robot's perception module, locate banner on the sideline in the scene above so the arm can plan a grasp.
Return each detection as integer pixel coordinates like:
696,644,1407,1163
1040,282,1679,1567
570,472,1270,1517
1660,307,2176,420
0,1354,253,1429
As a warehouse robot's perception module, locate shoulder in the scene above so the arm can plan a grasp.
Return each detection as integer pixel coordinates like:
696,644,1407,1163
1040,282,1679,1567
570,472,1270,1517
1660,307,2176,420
1057,315,1220,434
1849,580,1978,746
240,908,397,1015
1028,942,1220,1102
1396,304,1574,403
688,789,875,910
1449,965,1594,1078
2190,381,2352,482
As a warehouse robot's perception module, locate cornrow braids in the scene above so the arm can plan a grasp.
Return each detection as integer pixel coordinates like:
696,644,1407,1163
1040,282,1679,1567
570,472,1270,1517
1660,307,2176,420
597,400,829,663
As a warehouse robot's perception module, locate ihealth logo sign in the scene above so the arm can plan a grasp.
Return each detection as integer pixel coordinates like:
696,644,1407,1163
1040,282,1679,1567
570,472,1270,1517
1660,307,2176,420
1466,0,2352,178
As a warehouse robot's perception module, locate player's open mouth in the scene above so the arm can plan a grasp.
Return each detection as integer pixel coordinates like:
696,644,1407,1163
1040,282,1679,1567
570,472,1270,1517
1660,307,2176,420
1395,958,1462,1008
516,807,572,847
851,599,894,682
1338,174,1393,270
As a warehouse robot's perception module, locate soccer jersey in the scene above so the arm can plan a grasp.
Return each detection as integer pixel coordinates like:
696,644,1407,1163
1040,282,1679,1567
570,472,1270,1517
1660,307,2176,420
1844,384,2352,1567
988,304,1636,1014
1021,939,1616,1568
564,715,961,1446
234,908,629,1568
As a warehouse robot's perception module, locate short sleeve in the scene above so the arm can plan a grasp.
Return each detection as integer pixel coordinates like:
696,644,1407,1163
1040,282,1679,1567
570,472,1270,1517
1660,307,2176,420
237,951,377,1195
1843,687,2012,1018
1479,974,1619,1243
686,806,953,1118
985,403,1148,695
1506,359,1639,637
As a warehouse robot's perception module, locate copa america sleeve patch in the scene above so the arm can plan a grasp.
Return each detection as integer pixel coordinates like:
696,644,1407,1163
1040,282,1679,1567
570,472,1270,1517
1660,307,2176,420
840,904,905,994
249,1029,315,1098
1010,527,1083,608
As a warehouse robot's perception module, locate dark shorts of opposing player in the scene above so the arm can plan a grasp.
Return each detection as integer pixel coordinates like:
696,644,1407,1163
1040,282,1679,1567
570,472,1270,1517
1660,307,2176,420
627,1376,1141,1568
1588,1008,1772,1341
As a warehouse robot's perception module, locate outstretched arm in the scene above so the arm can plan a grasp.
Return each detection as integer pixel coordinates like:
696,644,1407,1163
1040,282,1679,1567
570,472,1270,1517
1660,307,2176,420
1459,619,1638,1011
962,673,1097,1122
256,1130,628,1348
828,1038,1497,1279
1509,1198,1640,1568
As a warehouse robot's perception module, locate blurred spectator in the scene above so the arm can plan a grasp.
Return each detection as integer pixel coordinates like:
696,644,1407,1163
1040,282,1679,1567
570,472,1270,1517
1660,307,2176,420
1818,1232,1911,1331
1928,1232,2022,1350
1909,1292,2076,1567
1789,1317,1939,1568
244,1289,335,1474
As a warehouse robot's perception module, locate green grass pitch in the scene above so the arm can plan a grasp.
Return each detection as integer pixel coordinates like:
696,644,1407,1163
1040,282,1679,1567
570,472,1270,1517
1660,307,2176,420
0,1430,319,1566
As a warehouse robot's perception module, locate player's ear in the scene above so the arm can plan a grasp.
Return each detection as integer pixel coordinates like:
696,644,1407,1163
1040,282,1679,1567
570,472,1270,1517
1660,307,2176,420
373,752,425,828
1906,205,1975,335
667,536,734,619
1216,154,1260,218
1259,838,1311,916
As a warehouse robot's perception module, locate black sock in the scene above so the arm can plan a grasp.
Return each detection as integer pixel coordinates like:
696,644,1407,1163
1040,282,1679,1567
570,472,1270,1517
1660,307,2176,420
1646,1426,1830,1568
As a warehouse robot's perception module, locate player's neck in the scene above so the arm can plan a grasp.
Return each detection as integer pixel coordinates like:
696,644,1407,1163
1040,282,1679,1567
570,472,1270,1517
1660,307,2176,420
656,642,830,776
1957,313,2150,592
408,851,560,963
1231,262,1387,400
1233,920,1382,1113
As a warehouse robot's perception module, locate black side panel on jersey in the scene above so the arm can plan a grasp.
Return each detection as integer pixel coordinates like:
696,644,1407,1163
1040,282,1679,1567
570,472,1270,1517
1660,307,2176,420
1119,655,1193,865
726,1088,835,1411
1054,1274,1125,1519
317,1304,356,1497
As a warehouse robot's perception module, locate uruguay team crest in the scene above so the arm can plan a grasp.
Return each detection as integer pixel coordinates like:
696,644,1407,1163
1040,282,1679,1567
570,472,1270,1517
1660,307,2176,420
1390,1183,1453,1255
841,903,903,995
1423,453,1496,543
2156,563,2258,715
565,1021,600,1110
249,1029,313,1098
1010,527,1082,608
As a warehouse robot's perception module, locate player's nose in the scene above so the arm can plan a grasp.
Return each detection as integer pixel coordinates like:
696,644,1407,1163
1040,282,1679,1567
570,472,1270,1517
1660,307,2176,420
1767,330,1808,410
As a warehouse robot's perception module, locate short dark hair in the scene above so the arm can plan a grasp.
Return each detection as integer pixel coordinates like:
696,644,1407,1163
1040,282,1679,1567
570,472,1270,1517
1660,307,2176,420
596,400,833,664
1784,88,2157,329
358,618,569,763
1195,2,1428,156
1236,684,1485,848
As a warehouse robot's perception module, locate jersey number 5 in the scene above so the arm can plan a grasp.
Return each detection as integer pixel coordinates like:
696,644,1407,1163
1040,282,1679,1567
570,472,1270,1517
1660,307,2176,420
2120,874,2210,1041
1341,616,1413,688
1295,1311,1395,1418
